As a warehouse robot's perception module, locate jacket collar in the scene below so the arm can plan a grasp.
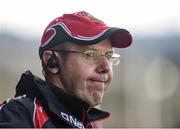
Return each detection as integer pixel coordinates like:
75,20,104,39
15,70,110,127
47,81,90,118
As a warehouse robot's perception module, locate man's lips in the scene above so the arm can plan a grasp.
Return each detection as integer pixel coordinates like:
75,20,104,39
88,76,108,91
88,80,104,92
88,76,108,83
89,79,105,83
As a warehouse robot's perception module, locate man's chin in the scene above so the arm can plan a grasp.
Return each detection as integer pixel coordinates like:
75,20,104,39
89,97,103,107
79,93,103,107
89,102,100,107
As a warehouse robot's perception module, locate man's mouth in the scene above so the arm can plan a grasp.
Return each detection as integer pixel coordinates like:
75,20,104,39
88,77,108,91
89,76,108,83
89,79,105,83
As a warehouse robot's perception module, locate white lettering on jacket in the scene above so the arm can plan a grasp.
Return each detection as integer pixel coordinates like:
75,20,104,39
60,112,84,129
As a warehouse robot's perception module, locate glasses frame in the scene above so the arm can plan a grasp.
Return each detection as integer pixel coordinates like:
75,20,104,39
52,49,120,65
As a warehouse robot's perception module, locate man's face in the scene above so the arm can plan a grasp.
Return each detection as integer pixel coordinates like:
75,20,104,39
59,39,113,106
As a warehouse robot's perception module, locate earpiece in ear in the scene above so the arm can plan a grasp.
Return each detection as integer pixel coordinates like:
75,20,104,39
47,52,60,68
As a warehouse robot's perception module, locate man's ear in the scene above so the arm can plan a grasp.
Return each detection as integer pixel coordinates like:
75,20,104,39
42,51,60,74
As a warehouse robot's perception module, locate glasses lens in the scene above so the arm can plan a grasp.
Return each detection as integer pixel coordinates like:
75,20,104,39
83,50,120,65
110,53,120,65
84,50,99,60
105,53,113,60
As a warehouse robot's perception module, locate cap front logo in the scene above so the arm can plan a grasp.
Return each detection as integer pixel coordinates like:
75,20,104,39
78,11,104,25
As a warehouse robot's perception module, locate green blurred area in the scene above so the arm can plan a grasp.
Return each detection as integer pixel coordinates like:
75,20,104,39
0,30,180,127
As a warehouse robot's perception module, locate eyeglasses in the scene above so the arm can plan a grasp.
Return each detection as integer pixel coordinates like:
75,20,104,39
52,49,121,65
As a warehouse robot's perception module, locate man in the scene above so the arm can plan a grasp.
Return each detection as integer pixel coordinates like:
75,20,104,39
0,11,132,128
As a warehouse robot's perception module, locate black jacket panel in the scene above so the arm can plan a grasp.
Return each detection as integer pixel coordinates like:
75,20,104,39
0,96,34,127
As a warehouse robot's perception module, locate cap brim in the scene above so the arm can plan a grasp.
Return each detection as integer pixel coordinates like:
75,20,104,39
67,27,132,48
103,27,132,48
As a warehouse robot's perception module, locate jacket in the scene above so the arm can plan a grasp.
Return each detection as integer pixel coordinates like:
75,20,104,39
0,71,110,128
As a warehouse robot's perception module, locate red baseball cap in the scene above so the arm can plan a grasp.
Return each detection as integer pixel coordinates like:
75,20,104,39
39,11,132,58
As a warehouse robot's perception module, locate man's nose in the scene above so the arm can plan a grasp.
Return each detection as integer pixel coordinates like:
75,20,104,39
96,56,112,73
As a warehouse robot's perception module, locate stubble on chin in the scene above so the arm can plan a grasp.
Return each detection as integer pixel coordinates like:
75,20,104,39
88,89,104,106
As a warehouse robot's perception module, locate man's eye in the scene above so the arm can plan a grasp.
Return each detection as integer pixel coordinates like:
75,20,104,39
84,51,96,59
85,52,93,56
106,53,113,60
86,53,94,57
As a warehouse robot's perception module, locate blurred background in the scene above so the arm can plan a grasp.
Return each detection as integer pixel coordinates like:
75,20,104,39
0,0,180,127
